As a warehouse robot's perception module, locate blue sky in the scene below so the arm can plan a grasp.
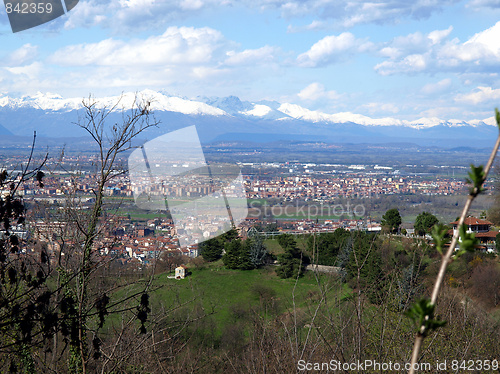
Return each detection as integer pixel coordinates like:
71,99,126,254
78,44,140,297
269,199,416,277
1,0,500,121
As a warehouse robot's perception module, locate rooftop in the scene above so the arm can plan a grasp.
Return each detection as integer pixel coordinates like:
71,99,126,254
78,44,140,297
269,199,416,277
449,216,493,226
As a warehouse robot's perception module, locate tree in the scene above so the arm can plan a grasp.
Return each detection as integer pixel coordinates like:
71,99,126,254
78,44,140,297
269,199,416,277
0,134,49,371
61,94,158,372
0,94,160,373
496,232,500,252
276,234,297,251
221,228,239,243
0,124,158,371
247,233,269,268
414,211,439,236
381,208,402,234
486,164,500,224
345,232,384,303
199,237,224,262
223,234,269,270
307,228,350,266
336,235,353,269
199,229,239,262
223,239,253,270
276,234,308,279
157,251,184,274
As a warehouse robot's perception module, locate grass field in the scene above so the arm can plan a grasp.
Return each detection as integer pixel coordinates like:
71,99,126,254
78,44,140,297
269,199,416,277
111,264,351,338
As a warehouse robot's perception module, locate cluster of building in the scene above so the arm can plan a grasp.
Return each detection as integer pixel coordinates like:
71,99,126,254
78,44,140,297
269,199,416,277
12,160,470,202
244,175,467,201
28,217,199,269
244,217,381,236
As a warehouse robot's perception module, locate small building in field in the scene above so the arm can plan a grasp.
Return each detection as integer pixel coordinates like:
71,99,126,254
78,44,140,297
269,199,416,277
175,265,188,279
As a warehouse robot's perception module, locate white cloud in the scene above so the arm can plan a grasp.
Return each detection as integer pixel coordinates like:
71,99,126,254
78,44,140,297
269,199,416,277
375,27,452,61
2,44,38,66
287,20,327,33
379,47,401,59
428,26,454,44
421,79,452,94
180,0,205,10
0,61,56,95
463,22,500,55
225,46,278,66
256,0,459,27
5,62,43,79
376,54,427,75
0,26,287,98
378,31,435,59
466,0,500,9
63,0,109,29
63,0,228,32
455,86,500,104
375,22,500,75
50,26,228,66
61,0,459,34
297,32,373,67
297,83,340,101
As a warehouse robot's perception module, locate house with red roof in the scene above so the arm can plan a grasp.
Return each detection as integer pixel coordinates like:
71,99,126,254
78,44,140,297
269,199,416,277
450,216,498,253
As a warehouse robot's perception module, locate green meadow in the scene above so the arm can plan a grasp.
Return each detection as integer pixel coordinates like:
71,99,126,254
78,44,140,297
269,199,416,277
109,263,351,338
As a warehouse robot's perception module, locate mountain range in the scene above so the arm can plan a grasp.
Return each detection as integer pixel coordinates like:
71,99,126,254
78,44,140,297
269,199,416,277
0,90,497,148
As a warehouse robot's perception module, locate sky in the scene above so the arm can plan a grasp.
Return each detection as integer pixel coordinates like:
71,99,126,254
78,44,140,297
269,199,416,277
1,0,500,122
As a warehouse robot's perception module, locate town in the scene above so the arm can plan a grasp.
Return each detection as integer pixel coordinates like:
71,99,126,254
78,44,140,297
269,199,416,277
9,158,470,200
2,154,493,271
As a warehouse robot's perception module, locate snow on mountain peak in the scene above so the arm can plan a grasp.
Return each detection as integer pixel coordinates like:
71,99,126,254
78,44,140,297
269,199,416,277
99,90,227,116
241,104,273,117
0,90,227,116
278,103,402,126
475,116,497,127
0,90,494,129
0,92,81,111
277,102,494,129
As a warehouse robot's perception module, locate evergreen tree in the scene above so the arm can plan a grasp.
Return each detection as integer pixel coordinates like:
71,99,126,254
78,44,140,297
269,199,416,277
223,239,253,270
200,229,245,263
381,208,402,233
199,237,224,262
414,212,439,236
276,234,308,279
247,234,268,268
395,265,419,311
221,228,239,243
336,235,353,269
277,234,297,251
308,229,350,266
276,250,303,279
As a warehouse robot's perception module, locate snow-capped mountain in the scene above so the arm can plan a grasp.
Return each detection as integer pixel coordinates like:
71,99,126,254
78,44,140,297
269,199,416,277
0,90,226,116
275,103,494,129
0,90,496,147
0,92,82,111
